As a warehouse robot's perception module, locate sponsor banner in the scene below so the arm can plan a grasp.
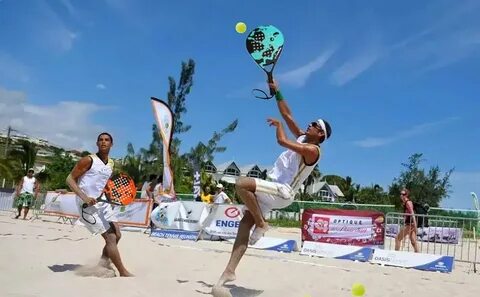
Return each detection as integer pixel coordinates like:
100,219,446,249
302,209,385,247
44,191,152,227
151,201,209,231
300,241,373,262
44,191,79,218
226,237,298,253
151,201,182,228
114,199,152,227
151,98,175,198
151,229,199,241
192,162,201,201
176,201,210,231
202,204,243,238
386,224,462,244
370,249,454,273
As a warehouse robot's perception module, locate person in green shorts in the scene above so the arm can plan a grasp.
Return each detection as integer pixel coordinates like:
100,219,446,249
15,168,39,219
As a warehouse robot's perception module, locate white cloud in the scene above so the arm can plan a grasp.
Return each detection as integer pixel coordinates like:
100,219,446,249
277,49,336,88
96,83,106,90
0,52,29,83
330,48,381,86
0,86,109,151
354,117,459,148
390,1,480,75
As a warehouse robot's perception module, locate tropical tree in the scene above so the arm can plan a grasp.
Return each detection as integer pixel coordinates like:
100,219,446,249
9,140,38,176
302,165,321,194
42,148,76,190
388,153,453,208
121,143,143,183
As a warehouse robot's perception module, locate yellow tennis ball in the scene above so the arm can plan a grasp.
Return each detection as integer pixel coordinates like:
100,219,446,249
352,283,365,296
235,22,247,34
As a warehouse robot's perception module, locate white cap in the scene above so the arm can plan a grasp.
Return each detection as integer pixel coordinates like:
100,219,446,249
216,183,224,189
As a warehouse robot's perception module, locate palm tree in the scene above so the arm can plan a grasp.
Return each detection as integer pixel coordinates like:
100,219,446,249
9,140,38,175
121,143,142,183
303,165,322,194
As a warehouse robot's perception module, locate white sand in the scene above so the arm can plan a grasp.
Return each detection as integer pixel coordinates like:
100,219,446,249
0,212,479,297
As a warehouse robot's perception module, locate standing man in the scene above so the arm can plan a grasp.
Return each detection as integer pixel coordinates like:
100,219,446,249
66,132,133,277
213,183,232,204
395,188,420,253
215,81,332,288
15,168,39,219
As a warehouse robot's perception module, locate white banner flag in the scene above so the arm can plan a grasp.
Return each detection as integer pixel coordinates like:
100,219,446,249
151,97,175,199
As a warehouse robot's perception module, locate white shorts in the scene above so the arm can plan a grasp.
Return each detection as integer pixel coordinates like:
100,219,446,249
77,199,118,235
246,178,295,216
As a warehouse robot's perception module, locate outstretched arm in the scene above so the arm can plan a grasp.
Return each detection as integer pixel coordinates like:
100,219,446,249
267,118,319,165
269,81,304,138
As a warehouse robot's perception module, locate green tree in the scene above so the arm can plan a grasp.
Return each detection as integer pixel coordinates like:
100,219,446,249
355,184,390,204
9,140,38,176
42,149,76,190
388,153,453,208
302,165,321,195
121,143,142,183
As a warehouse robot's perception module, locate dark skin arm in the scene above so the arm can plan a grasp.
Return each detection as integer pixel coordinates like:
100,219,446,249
267,118,319,165
269,81,304,138
65,156,97,206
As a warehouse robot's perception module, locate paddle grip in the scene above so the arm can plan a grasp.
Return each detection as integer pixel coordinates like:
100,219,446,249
267,72,276,96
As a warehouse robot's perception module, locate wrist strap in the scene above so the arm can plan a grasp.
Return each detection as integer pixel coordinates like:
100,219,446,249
275,90,284,101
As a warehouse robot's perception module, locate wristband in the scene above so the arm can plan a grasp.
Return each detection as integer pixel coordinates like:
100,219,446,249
275,90,284,101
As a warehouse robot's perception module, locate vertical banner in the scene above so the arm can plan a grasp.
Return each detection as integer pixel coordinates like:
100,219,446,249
192,161,201,201
151,97,176,200
302,209,385,248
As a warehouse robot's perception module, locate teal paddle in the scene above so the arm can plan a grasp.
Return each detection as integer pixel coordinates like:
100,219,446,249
246,25,284,99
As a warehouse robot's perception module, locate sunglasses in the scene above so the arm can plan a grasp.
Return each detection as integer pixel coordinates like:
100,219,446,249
309,122,323,131
400,193,407,196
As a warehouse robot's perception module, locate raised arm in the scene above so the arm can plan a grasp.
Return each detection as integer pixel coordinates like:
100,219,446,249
269,81,304,138
65,156,96,206
267,118,319,165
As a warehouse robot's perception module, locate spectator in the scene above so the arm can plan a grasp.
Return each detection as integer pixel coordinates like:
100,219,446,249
15,168,39,220
141,174,156,199
395,188,420,253
213,183,232,204
201,186,213,204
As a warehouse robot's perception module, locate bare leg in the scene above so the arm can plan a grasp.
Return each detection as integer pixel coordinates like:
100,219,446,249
216,211,255,287
101,224,132,277
408,226,420,253
16,206,22,219
235,178,266,229
23,207,30,220
395,227,407,251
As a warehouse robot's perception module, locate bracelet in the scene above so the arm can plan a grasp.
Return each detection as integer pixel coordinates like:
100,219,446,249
275,90,285,101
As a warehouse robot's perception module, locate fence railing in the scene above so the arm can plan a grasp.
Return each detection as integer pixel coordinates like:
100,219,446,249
0,189,15,213
384,212,479,265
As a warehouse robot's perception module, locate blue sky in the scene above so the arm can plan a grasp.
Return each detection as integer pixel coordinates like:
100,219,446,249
0,0,479,209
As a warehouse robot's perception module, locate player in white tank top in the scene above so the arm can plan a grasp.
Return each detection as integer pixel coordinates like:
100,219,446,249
216,81,332,288
15,168,39,219
66,132,133,277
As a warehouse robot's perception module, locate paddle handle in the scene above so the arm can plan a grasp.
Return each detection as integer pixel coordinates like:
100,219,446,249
267,72,276,96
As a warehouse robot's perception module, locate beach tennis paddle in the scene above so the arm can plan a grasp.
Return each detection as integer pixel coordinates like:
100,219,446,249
82,173,136,209
246,25,284,99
